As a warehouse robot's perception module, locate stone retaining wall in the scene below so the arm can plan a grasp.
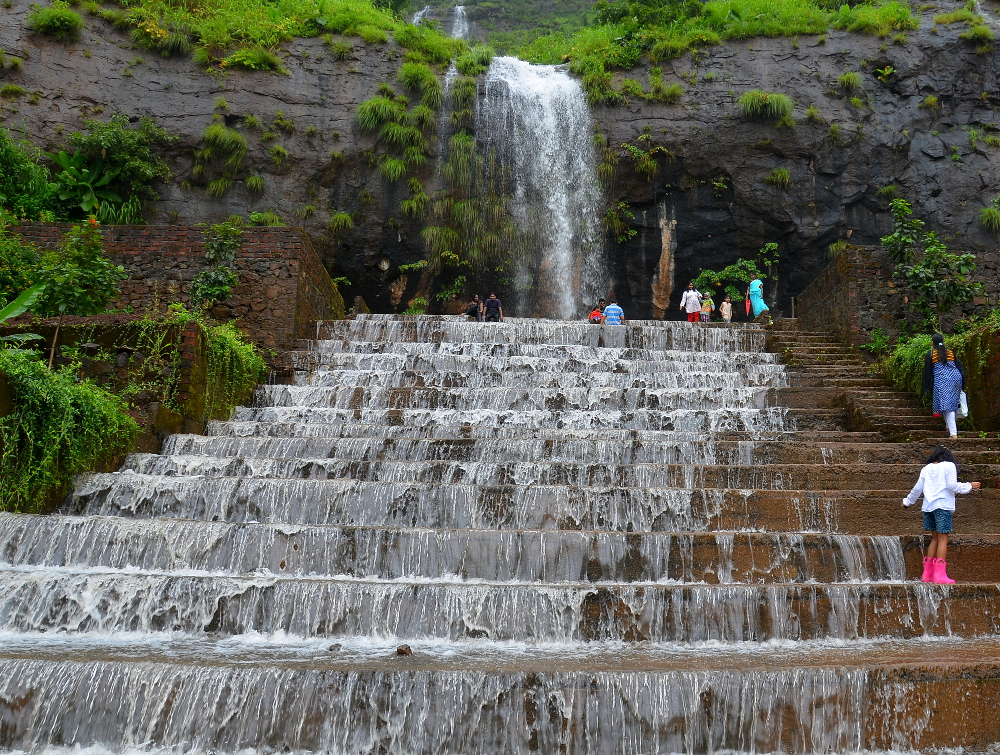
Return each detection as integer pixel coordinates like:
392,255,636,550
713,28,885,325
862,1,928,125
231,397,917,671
13,224,345,349
796,245,997,347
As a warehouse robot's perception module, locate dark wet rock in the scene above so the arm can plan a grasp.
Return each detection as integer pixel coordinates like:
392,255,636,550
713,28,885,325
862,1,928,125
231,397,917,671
395,644,412,655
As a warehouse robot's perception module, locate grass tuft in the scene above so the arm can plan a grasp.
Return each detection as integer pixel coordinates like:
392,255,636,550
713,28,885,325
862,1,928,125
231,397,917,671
27,1,84,41
837,71,862,91
765,167,791,188
737,89,793,120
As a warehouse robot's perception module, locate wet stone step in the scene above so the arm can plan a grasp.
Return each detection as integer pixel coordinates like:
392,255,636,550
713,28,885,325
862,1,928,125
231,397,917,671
161,435,944,466
1,514,931,584
8,647,1000,754
252,386,842,412
65,475,1000,534
230,405,794,434
117,455,1000,491
1,565,997,642
205,419,800,443
293,368,786,390
311,320,768,351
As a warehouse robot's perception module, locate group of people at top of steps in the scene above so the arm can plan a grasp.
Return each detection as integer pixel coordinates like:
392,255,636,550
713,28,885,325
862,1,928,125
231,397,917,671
680,277,770,324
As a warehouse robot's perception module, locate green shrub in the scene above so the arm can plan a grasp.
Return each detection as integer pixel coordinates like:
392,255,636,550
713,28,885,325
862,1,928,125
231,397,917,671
26,1,84,42
980,204,1000,232
329,212,353,232
358,24,388,43
0,84,25,100
245,174,264,193
0,127,58,220
765,167,791,188
357,95,406,131
190,264,238,307
0,349,139,512
397,62,443,108
960,23,994,43
222,46,285,73
201,123,247,170
203,321,267,421
920,95,940,110
69,114,172,201
837,71,862,91
0,222,40,306
248,210,283,226
455,45,493,76
393,24,457,63
379,156,407,181
832,1,917,35
737,89,794,120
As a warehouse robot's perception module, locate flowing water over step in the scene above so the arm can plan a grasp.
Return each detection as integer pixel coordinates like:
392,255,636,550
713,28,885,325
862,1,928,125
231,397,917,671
3,315,1000,753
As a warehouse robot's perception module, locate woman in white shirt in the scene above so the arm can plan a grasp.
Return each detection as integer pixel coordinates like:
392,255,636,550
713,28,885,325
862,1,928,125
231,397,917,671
902,444,981,584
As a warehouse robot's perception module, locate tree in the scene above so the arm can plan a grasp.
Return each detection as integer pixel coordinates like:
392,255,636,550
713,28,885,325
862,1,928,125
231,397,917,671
880,199,983,329
691,242,779,303
34,218,127,367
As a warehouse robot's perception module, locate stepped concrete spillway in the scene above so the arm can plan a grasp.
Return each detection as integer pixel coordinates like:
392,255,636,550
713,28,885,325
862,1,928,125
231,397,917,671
3,314,1000,752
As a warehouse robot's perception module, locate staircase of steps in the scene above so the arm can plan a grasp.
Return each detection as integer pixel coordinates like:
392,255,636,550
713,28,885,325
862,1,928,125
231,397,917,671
3,313,1000,753
768,318,946,437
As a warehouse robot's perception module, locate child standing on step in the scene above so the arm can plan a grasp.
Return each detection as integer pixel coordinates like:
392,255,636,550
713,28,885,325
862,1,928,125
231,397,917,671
902,444,981,584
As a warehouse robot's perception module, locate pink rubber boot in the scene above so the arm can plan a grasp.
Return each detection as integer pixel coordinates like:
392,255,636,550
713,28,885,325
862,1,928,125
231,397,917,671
921,557,934,582
932,558,956,584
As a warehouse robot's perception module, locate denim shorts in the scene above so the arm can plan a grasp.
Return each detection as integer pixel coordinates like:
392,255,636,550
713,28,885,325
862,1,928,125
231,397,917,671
923,509,954,534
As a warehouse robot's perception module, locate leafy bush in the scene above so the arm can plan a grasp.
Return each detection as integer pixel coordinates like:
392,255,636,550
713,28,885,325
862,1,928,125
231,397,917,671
0,348,139,512
203,321,267,420
47,149,122,214
69,114,172,202
190,265,239,308
837,71,862,91
221,47,286,73
0,222,40,306
0,126,59,220
26,1,84,41
738,89,794,120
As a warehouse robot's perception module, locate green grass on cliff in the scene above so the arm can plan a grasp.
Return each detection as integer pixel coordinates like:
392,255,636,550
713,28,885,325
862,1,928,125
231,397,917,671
114,0,460,67
518,0,917,103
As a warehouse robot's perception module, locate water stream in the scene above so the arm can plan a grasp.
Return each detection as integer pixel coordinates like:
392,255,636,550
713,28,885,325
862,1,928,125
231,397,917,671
479,60,604,318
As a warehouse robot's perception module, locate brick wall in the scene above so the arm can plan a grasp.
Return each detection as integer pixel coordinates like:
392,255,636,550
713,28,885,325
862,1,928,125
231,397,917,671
13,223,344,349
797,245,997,347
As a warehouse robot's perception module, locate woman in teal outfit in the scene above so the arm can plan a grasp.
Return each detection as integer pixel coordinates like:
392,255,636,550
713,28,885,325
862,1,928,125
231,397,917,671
747,277,769,318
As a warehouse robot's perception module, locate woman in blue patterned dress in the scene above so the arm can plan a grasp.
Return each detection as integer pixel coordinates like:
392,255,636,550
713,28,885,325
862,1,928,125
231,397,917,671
920,334,966,439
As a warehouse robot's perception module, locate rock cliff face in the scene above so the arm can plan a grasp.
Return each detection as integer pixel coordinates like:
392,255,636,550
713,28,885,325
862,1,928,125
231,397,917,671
1,0,998,316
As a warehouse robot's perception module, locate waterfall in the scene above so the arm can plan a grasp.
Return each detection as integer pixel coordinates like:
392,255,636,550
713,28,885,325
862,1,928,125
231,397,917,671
450,5,469,39
0,313,987,752
479,58,604,318
411,5,431,24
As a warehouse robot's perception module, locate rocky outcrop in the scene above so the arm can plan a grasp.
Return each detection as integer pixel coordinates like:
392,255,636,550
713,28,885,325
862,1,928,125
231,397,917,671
2,0,998,316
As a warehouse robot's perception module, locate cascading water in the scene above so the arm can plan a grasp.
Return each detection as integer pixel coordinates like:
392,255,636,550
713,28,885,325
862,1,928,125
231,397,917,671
450,5,469,40
479,59,604,318
0,314,990,753
411,4,431,24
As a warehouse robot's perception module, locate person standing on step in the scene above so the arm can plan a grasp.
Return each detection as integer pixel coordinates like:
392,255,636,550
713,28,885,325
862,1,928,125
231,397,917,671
747,276,769,319
719,295,733,324
483,293,503,323
921,333,966,439
465,294,483,322
902,444,981,584
602,299,625,325
680,282,702,323
699,291,715,323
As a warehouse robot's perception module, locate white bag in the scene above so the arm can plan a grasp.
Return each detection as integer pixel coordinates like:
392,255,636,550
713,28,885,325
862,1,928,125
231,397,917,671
958,391,969,419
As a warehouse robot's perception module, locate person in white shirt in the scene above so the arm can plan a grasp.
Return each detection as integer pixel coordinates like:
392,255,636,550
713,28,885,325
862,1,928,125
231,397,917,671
679,282,701,323
902,444,981,584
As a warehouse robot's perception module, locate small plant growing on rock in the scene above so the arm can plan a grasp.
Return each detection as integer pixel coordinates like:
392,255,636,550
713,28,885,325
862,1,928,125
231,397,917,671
329,212,353,233
191,219,243,309
328,39,352,60
0,85,25,100
920,95,940,111
245,175,264,193
837,71,862,92
805,105,822,122
849,96,865,109
979,197,1000,232
249,210,282,226
272,110,294,134
877,184,898,199
737,89,793,121
222,47,286,74
214,97,229,111
268,144,289,167
455,45,493,76
243,115,261,130
26,1,84,42
765,167,791,188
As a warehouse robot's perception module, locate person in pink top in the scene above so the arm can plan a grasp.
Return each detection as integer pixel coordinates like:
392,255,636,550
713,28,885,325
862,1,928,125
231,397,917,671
902,444,981,584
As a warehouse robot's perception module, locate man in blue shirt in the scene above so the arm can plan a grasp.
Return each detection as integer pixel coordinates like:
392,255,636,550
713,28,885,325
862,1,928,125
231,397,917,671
602,299,625,325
